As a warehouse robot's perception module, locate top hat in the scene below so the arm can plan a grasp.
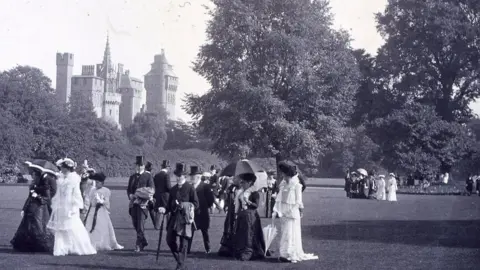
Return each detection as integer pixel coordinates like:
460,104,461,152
173,163,187,176
189,166,202,176
161,160,170,168
209,165,215,171
135,156,145,166
90,172,107,183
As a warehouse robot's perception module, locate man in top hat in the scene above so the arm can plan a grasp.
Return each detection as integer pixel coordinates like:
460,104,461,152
187,166,215,254
152,159,171,230
127,156,155,252
145,161,159,229
159,163,199,270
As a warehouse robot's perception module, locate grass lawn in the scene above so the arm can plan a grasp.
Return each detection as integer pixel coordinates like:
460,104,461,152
0,187,478,270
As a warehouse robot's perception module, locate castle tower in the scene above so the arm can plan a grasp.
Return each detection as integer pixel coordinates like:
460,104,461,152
55,52,74,104
144,49,178,119
97,34,121,127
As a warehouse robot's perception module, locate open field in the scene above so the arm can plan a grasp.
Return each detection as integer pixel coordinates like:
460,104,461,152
0,186,478,269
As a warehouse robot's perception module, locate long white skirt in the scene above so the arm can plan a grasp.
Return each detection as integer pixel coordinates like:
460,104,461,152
84,207,123,251
387,188,397,201
50,212,97,256
279,217,318,262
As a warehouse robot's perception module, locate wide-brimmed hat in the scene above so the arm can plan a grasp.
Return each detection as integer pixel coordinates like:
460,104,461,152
173,163,187,176
90,172,106,183
389,173,396,177
189,166,202,176
161,160,170,168
135,156,145,166
57,158,77,169
278,161,297,177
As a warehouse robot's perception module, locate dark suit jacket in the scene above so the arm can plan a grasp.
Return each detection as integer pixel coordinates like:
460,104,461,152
166,182,199,233
127,173,140,198
153,170,171,208
194,182,215,230
127,171,154,198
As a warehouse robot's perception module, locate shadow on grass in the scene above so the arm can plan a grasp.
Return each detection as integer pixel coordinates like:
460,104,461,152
304,220,480,249
41,263,168,270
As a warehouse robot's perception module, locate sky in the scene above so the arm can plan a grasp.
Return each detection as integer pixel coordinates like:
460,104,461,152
6,0,468,122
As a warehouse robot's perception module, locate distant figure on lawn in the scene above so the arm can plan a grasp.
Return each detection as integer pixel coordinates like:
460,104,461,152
376,175,387,201
11,161,55,253
387,173,398,202
84,172,123,251
273,161,318,263
465,175,474,195
48,158,97,256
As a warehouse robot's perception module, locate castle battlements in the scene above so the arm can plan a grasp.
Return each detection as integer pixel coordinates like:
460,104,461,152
56,52,74,66
103,92,122,105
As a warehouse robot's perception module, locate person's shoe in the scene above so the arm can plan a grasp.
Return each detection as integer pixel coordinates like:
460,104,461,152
134,246,141,252
278,257,291,263
205,249,211,254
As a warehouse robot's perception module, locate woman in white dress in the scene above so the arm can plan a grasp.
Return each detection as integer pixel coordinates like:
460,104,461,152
272,161,318,263
376,175,386,200
387,173,398,202
47,158,97,256
84,172,123,251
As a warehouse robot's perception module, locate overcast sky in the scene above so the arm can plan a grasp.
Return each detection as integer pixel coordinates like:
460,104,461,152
7,0,470,121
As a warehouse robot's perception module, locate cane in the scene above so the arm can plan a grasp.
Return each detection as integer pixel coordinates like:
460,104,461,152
156,213,166,262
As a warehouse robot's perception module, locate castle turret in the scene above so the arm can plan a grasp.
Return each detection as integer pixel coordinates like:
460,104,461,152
144,49,178,119
56,52,74,104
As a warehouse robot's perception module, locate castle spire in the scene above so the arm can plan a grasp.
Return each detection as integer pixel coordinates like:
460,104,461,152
102,32,113,93
102,32,111,69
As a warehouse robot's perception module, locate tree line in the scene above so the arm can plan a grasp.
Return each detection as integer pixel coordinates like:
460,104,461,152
0,66,222,179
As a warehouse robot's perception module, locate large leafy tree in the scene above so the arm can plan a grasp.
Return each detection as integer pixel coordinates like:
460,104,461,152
375,0,480,123
367,103,473,176
185,0,359,166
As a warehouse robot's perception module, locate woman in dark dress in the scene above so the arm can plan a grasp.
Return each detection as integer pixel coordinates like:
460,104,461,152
11,164,55,252
218,177,239,257
232,173,266,261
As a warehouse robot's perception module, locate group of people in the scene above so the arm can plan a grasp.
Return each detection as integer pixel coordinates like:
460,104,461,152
10,156,317,270
344,168,398,201
11,158,123,256
465,174,480,196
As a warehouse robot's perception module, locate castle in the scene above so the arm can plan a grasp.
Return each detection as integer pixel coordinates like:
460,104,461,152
55,35,179,129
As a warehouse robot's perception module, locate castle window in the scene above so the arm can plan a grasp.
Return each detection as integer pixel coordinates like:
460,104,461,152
110,109,112,116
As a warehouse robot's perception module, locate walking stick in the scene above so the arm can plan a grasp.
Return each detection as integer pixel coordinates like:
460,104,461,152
156,213,165,262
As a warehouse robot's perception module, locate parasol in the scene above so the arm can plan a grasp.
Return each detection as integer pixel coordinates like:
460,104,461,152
262,220,278,255
220,159,263,177
28,159,59,175
254,170,268,191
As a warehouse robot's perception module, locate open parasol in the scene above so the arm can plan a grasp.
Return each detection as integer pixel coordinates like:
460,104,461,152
254,170,268,191
28,159,59,175
220,159,264,177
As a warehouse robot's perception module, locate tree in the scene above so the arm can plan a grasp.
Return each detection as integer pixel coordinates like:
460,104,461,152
367,103,473,176
164,120,211,150
125,110,168,149
185,0,359,168
375,0,480,123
